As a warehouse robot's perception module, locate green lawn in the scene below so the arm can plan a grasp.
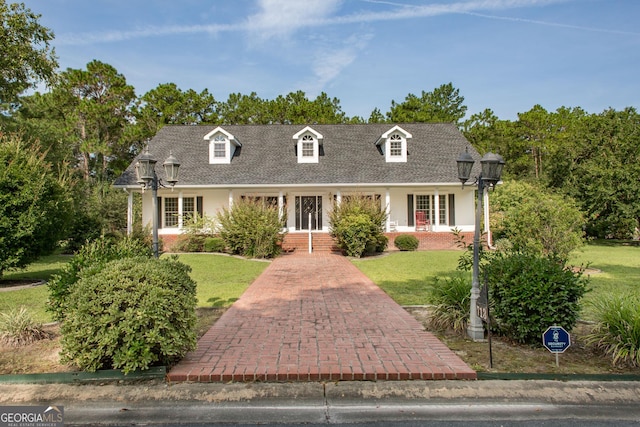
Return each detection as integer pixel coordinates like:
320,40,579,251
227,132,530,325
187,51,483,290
1,243,637,324
353,244,640,322
1,255,72,323
175,253,269,308
351,251,462,306
1,253,268,324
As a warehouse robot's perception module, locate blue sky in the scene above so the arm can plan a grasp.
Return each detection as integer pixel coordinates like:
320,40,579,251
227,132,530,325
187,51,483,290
26,0,640,120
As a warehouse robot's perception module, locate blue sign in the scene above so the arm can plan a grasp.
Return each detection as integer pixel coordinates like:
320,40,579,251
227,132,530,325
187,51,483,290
543,326,571,353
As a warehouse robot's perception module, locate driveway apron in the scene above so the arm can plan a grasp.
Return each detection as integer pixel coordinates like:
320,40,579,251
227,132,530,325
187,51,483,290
168,253,477,382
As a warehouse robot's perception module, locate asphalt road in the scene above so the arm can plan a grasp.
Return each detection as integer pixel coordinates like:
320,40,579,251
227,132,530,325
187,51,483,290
2,379,640,426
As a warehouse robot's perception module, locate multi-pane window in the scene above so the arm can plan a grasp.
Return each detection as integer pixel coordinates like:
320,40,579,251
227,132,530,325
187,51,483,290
164,197,179,227
439,195,448,225
301,135,314,157
183,197,195,223
213,135,226,158
389,134,403,157
415,195,432,220
414,195,450,226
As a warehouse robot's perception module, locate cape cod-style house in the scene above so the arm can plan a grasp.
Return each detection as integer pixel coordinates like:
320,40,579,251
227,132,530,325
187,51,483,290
114,123,483,251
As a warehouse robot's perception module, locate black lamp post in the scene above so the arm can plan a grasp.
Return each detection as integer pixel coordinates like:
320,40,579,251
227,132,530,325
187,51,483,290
136,147,180,258
456,150,504,341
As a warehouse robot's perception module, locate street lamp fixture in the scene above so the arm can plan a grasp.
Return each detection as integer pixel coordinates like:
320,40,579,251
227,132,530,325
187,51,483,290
135,147,180,258
456,150,505,341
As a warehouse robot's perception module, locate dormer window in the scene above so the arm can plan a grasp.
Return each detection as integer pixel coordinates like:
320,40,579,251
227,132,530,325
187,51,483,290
204,127,241,164
293,126,323,164
376,125,412,163
213,135,227,159
301,135,315,158
389,134,403,157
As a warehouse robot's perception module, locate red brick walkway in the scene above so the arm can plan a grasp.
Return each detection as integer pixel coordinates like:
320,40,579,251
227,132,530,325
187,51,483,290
167,253,476,382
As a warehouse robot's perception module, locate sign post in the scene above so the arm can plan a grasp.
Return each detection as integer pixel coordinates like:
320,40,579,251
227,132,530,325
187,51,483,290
542,326,571,367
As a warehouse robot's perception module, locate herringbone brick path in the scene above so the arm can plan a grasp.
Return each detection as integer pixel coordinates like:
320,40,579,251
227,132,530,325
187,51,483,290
167,253,476,382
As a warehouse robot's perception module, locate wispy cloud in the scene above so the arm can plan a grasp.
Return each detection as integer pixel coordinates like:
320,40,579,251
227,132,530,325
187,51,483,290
301,32,374,95
246,0,343,40
56,23,240,46
56,0,572,46
464,11,640,37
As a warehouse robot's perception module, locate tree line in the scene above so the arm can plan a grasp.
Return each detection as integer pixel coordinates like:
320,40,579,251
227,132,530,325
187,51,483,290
1,1,638,275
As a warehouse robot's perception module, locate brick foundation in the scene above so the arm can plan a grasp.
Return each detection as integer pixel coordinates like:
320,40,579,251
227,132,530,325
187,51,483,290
161,231,472,253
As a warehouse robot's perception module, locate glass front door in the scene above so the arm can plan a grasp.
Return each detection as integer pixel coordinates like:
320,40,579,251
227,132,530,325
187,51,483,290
295,196,322,230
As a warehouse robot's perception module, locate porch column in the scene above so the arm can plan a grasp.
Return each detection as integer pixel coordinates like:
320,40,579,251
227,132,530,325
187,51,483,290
126,190,133,235
178,191,184,229
278,191,285,228
228,190,234,208
385,188,391,232
335,190,342,205
434,188,440,230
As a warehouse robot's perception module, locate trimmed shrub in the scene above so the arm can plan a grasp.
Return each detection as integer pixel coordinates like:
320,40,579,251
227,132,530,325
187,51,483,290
329,195,388,257
173,234,206,252
60,257,197,373
394,234,419,251
0,307,51,347
204,237,226,253
216,198,283,258
586,294,640,367
47,236,153,322
428,273,471,333
172,214,217,253
486,251,589,345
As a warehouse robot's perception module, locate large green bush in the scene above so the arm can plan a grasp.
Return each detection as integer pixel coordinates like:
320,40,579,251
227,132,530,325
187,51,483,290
60,257,197,373
329,195,388,257
486,251,589,344
0,134,73,277
47,236,152,321
490,180,585,258
586,294,640,367
216,198,283,258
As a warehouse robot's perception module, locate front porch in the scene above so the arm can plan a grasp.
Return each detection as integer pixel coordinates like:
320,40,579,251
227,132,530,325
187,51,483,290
281,231,472,253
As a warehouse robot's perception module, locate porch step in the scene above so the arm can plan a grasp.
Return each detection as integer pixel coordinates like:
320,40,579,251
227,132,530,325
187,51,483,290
281,233,340,253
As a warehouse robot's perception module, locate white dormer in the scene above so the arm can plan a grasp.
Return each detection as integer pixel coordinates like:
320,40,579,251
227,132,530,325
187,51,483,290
375,125,412,163
293,126,323,164
204,127,241,164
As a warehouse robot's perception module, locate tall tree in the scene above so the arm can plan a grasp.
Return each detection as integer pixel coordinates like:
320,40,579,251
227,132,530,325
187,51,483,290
554,108,640,238
217,92,267,125
55,60,136,181
387,83,467,125
267,91,348,124
131,83,217,142
0,1,57,108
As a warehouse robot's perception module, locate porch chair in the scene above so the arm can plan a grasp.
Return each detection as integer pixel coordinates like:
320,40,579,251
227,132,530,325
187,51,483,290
415,211,430,231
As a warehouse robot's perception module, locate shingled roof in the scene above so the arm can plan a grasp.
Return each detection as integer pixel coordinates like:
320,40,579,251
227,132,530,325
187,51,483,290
114,123,480,188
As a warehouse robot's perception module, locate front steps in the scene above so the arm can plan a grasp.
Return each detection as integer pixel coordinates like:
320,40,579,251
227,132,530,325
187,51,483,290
281,233,340,253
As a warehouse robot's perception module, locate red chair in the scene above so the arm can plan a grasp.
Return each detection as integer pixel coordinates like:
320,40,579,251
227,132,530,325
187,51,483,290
415,211,430,231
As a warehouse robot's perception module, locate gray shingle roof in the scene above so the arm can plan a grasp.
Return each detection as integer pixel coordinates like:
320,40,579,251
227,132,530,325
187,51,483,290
114,123,481,187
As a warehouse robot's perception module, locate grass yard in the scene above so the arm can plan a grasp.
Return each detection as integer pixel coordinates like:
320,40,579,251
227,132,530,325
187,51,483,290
1,254,72,323
175,253,269,308
351,251,461,306
353,243,640,322
0,253,268,324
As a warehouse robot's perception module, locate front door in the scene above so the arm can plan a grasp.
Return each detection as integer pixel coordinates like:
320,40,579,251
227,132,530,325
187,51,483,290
296,196,322,231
